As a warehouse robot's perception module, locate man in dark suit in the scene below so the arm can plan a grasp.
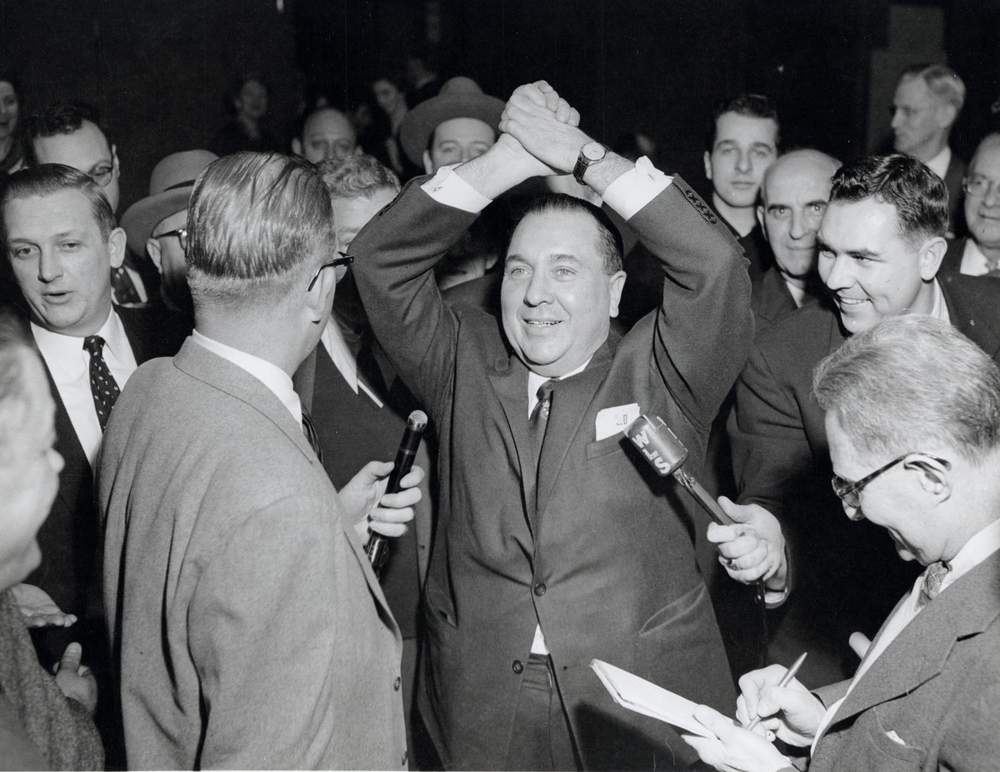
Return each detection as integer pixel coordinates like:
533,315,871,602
687,315,1000,771
941,132,1000,275
353,81,784,770
100,152,416,768
889,63,966,234
727,154,1000,687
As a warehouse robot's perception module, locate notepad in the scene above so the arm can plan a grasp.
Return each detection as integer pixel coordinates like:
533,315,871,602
590,659,713,738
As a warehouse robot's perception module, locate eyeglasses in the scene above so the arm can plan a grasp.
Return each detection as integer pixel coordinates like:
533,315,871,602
831,452,950,520
87,164,115,188
962,175,1000,199
155,227,188,251
307,252,354,291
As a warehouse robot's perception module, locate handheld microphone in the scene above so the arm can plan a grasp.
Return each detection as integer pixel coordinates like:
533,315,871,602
365,410,428,577
625,414,765,604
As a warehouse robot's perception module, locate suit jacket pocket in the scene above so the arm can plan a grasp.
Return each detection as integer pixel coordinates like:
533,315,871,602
585,435,626,462
425,583,458,629
856,708,927,767
639,583,707,637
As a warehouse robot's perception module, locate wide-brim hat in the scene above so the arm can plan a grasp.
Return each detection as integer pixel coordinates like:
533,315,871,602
121,149,218,255
399,76,505,166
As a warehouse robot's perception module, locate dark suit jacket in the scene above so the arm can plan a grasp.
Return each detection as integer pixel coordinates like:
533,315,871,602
941,236,966,274
100,340,406,769
809,549,1000,770
943,152,966,235
353,174,751,769
730,274,1000,655
24,305,186,655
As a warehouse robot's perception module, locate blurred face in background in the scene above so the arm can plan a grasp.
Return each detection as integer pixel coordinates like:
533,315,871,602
373,79,403,116
32,120,120,211
294,109,357,166
964,140,1000,252
0,81,19,145
236,79,269,121
424,117,495,173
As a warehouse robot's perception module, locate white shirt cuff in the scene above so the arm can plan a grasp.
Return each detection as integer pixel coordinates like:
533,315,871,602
420,166,493,214
601,156,673,221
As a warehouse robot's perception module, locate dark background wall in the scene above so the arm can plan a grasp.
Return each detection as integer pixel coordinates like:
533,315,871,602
3,0,1000,208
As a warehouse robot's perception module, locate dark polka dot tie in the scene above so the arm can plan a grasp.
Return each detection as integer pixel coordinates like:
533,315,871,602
83,335,121,431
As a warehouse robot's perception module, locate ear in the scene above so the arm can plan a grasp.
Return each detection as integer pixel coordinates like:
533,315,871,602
918,235,947,281
936,102,957,130
423,150,434,175
703,150,713,181
607,270,628,318
146,236,162,272
111,144,121,179
756,204,767,238
303,262,337,325
292,137,303,158
107,227,127,269
907,456,952,503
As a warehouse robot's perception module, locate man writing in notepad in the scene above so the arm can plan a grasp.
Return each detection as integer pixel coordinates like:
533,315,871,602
685,315,1000,771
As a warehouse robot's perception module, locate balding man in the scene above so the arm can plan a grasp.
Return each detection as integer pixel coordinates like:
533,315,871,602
753,149,840,333
890,63,966,230
292,106,359,166
943,133,1000,274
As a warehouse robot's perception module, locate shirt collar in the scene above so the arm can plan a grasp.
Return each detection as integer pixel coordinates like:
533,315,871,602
940,518,1000,593
191,329,302,423
928,278,951,324
925,146,952,181
31,307,126,378
321,320,358,393
527,357,592,411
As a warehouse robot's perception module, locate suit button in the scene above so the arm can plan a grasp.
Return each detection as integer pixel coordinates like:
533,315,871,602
534,582,546,596
512,659,524,674
393,676,401,691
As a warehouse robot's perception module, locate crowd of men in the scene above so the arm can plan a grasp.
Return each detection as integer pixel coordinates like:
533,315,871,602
0,58,999,772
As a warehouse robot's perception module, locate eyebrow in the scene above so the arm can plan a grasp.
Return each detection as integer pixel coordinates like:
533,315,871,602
816,238,879,260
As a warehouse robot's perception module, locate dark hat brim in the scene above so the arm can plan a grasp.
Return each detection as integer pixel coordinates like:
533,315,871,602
399,92,506,166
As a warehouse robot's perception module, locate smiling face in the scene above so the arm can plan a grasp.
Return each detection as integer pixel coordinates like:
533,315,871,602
5,188,124,336
704,112,778,210
0,81,18,144
965,140,1000,251
501,210,625,377
295,108,357,165
817,198,940,335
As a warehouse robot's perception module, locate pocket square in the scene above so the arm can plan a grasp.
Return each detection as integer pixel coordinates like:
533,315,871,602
595,403,640,441
885,729,907,746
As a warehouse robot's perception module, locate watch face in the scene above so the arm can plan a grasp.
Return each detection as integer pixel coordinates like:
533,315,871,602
583,141,606,162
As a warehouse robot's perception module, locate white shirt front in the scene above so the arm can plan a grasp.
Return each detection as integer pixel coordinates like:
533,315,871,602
320,321,383,408
31,309,137,468
960,238,995,276
925,145,952,182
191,330,302,424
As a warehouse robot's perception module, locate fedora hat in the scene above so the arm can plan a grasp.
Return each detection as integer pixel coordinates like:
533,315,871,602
121,149,218,255
399,76,505,166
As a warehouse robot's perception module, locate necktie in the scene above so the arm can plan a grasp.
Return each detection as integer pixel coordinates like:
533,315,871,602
301,409,324,463
530,381,555,467
917,560,950,608
110,265,142,306
83,335,121,431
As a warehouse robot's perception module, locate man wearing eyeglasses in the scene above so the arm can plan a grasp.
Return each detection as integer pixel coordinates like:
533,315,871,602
27,101,152,306
728,154,1000,686
941,132,1000,275
687,315,1000,772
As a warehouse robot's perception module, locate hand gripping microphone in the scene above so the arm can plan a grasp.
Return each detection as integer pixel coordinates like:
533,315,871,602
625,414,765,604
365,409,428,578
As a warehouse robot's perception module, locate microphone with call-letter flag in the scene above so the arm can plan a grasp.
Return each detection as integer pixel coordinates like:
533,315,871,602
625,414,765,604
365,409,428,578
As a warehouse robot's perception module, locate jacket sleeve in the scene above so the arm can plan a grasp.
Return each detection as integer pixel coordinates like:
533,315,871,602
350,178,480,423
626,177,754,426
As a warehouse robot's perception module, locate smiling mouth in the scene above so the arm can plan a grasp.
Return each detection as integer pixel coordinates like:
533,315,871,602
836,295,868,307
524,319,562,327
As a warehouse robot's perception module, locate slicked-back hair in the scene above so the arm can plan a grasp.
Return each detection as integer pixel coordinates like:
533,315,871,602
829,154,948,245
0,312,39,470
900,62,966,112
24,101,104,141
511,194,624,274
813,315,1000,464
1,164,116,241
186,151,335,306
319,154,399,199
705,93,780,152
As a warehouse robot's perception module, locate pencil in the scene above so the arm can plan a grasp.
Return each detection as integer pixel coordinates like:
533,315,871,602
746,651,808,731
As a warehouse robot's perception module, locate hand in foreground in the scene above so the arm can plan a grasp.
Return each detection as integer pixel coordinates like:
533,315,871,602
682,704,791,772
54,642,97,715
499,80,590,174
338,460,422,541
11,583,77,628
736,665,825,747
708,498,787,590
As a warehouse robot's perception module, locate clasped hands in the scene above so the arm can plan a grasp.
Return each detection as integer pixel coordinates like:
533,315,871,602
682,664,827,772
495,81,590,178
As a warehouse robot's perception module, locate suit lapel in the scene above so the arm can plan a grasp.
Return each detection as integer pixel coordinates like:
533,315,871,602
829,551,1000,727
487,354,535,531
940,276,1000,361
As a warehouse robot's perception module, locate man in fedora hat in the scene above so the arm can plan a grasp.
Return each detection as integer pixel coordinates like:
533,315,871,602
399,76,518,290
121,150,217,320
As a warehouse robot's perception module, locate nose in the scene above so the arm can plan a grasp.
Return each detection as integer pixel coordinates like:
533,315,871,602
984,181,1000,207
735,149,751,174
523,270,552,307
890,108,903,130
37,249,63,283
789,210,806,240
821,253,855,291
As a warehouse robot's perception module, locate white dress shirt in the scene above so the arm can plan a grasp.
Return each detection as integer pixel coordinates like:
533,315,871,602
811,517,1000,754
191,330,302,424
924,146,952,182
31,309,137,467
320,321,383,408
960,238,996,276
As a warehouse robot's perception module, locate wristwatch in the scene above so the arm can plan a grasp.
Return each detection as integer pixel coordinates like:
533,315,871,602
573,141,607,185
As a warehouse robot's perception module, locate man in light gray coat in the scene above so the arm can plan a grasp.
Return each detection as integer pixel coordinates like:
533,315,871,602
100,152,417,769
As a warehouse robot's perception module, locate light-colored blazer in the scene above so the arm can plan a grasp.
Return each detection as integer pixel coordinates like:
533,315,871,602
100,339,407,770
810,549,1000,771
